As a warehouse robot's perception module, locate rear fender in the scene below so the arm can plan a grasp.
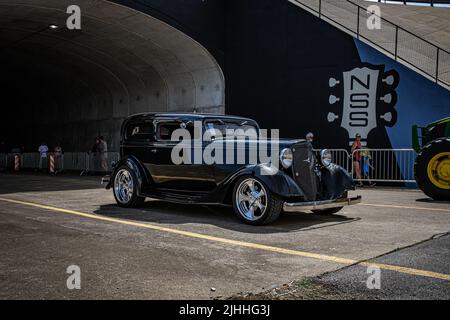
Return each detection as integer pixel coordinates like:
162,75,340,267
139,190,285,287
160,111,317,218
106,155,151,196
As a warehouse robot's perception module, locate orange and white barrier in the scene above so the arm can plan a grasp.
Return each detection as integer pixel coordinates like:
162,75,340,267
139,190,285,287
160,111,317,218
49,153,55,174
14,155,20,172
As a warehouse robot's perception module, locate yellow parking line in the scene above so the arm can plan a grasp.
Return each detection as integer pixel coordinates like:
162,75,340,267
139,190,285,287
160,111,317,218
360,203,450,213
1,197,449,282
358,261,450,281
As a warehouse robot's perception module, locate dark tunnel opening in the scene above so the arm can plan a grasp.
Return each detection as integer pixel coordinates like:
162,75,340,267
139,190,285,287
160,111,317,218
0,0,225,153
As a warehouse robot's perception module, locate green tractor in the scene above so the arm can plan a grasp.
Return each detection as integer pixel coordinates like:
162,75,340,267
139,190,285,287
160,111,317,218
412,117,450,201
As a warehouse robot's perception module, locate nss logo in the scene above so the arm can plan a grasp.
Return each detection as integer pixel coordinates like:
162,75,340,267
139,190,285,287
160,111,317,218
327,63,399,146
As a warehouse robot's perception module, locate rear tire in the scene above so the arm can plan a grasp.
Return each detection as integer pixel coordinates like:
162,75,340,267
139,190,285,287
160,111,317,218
113,166,145,208
232,176,283,225
312,207,344,215
415,138,450,201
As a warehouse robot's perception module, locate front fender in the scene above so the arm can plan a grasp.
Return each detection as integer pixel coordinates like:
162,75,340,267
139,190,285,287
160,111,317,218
224,164,304,198
105,155,151,196
321,164,355,199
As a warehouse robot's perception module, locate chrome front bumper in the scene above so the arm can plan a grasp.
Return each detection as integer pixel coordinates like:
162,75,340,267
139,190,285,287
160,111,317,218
283,195,362,212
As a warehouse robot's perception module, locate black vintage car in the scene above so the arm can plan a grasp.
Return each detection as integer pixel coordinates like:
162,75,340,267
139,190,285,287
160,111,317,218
105,113,361,225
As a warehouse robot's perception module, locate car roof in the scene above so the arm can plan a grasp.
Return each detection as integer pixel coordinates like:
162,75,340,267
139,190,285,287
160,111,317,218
125,112,256,122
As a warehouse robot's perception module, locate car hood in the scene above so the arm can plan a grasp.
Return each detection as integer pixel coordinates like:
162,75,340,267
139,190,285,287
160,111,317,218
215,138,308,149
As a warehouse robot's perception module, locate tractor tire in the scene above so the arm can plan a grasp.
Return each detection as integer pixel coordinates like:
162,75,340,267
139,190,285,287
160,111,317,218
415,138,450,201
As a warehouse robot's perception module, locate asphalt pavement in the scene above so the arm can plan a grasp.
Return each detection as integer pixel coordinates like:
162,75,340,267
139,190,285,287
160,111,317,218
0,172,449,299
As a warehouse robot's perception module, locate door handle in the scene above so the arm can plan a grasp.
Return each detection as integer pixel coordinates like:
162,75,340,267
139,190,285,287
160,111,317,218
150,149,158,153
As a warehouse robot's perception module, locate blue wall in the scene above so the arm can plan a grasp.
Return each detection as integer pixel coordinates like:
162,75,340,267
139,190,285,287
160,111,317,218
225,0,449,151
355,40,450,149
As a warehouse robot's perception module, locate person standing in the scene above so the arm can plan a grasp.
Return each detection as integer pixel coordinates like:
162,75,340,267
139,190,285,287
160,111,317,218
306,132,314,144
38,143,49,171
88,137,101,174
54,142,63,173
98,136,108,173
351,134,363,187
361,149,376,187
91,137,100,154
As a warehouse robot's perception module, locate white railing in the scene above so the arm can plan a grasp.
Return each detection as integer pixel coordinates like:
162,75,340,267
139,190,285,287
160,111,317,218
351,148,417,183
79,152,120,175
313,148,416,182
1,149,417,183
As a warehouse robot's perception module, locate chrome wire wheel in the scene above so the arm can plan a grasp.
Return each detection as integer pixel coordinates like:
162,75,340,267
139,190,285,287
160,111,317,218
114,169,134,204
235,178,268,222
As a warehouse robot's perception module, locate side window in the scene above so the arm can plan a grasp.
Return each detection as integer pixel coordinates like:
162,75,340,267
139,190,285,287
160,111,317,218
157,121,195,141
204,120,259,139
125,122,154,142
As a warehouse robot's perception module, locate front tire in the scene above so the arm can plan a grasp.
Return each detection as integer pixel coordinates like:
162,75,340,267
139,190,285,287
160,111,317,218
113,166,145,207
415,138,450,201
232,176,283,225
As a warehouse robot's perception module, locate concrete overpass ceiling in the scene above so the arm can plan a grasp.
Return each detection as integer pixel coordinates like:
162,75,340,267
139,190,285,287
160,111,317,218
0,0,224,150
1,0,225,111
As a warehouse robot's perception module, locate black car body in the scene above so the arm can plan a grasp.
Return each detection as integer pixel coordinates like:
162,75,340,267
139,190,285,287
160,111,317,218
105,113,361,225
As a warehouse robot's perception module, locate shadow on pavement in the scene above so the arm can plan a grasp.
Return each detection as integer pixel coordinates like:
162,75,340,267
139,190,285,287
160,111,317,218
95,200,360,234
0,172,103,195
416,197,450,204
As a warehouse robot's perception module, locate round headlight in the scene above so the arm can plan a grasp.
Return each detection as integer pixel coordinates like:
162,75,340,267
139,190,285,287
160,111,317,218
320,149,332,167
280,148,293,169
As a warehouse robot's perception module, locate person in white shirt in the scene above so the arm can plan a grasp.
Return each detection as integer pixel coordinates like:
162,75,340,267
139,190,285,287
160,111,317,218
38,143,49,170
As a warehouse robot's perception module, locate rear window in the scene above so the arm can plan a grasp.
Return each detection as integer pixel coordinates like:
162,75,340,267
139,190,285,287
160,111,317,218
125,122,154,142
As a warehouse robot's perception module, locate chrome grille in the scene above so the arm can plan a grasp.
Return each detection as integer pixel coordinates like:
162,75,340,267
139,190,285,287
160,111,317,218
291,142,318,201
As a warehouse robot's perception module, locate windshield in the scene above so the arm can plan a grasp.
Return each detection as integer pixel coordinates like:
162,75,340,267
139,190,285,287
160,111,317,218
204,119,259,139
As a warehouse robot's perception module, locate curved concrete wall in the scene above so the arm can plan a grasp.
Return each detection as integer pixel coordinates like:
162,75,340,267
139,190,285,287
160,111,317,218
0,0,225,151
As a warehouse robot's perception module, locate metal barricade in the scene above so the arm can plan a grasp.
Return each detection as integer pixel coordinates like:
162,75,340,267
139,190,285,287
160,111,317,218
0,152,119,174
351,149,417,183
2,147,417,183
63,152,87,171
314,148,417,183
21,153,41,170
81,152,120,175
